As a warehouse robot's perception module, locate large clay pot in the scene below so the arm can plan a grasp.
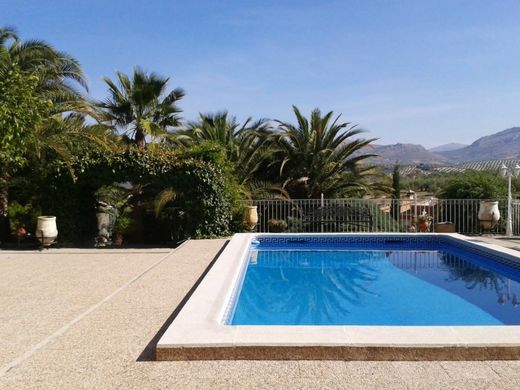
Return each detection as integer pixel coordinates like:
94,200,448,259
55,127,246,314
478,200,500,230
36,216,58,247
244,206,258,231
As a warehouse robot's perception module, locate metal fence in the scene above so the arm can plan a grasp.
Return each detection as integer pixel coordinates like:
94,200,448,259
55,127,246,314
250,198,520,235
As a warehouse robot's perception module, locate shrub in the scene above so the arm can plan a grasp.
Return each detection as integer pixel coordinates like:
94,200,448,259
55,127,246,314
7,201,40,233
439,171,507,199
41,144,238,243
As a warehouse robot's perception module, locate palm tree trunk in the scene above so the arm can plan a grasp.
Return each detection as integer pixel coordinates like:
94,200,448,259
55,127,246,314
135,128,145,149
0,171,10,243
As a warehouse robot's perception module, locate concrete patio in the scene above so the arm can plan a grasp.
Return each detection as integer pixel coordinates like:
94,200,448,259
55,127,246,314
1,238,520,389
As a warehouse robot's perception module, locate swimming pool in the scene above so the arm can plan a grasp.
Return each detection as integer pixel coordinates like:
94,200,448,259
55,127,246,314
229,236,520,326
157,233,520,360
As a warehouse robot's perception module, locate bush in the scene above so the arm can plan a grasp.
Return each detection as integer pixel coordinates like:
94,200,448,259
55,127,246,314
40,144,239,243
439,171,507,199
7,201,40,233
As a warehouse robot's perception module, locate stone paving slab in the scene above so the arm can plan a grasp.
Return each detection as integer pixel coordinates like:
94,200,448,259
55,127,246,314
1,239,520,389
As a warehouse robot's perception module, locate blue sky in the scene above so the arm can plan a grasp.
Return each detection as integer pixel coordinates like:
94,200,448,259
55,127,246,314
3,0,520,147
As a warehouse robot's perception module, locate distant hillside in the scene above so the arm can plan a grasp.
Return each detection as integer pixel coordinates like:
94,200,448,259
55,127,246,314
441,127,520,162
364,127,520,166
428,143,468,153
367,143,451,165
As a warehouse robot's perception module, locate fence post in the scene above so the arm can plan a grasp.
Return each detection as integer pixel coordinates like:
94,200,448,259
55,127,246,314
320,193,324,233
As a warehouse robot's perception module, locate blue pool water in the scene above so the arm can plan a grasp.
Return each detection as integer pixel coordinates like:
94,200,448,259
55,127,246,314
230,236,520,325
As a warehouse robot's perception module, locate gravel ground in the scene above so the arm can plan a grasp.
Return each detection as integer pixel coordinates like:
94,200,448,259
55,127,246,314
0,238,519,389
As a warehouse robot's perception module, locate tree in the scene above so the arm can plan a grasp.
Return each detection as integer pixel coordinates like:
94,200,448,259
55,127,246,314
272,106,379,199
175,112,271,184
173,112,286,200
0,26,111,241
0,64,50,238
99,67,185,148
0,27,88,107
439,171,507,199
390,164,401,220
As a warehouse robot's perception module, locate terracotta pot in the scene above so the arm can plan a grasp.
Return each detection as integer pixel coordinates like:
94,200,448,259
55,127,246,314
36,216,58,247
112,233,123,246
244,206,258,231
418,220,430,232
478,200,500,230
16,226,27,241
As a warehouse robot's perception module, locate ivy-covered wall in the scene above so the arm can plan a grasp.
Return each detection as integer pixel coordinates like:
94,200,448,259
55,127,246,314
42,145,238,243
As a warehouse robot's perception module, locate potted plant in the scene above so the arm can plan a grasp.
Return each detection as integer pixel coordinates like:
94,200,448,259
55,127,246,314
112,215,131,246
417,211,432,233
95,183,138,244
267,219,288,233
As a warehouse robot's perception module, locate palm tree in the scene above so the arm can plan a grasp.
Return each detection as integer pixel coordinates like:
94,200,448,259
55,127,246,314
0,26,87,106
99,67,185,148
272,106,380,199
0,26,111,241
175,112,284,198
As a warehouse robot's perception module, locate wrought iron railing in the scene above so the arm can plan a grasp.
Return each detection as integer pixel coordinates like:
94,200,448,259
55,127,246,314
249,198,520,235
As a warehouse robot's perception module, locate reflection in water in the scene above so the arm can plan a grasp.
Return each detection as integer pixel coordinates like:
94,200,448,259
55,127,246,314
231,248,520,325
235,251,380,325
386,250,520,309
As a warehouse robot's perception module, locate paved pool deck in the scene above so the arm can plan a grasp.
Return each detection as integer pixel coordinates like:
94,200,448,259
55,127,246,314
0,237,520,389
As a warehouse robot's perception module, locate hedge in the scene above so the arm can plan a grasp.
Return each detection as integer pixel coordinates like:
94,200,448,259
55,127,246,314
42,144,238,243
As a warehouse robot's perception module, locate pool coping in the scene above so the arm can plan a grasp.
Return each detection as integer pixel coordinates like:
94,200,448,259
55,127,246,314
156,233,520,361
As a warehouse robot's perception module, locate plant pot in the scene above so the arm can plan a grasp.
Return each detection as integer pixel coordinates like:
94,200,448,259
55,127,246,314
478,200,500,230
112,233,123,246
244,206,258,231
418,220,430,232
16,226,27,241
267,219,288,233
36,216,58,247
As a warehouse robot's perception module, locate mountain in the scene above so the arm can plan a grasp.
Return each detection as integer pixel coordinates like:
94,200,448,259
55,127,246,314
440,127,520,162
367,143,451,165
364,127,520,166
428,143,468,153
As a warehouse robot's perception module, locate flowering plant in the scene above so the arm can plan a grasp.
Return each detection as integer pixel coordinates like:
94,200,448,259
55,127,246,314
417,211,432,223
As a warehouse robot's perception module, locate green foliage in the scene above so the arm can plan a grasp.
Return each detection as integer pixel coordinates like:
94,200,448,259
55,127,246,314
42,145,235,243
390,164,401,221
173,112,278,200
370,203,405,232
392,165,401,198
98,67,185,148
0,65,50,171
401,172,453,195
272,106,380,198
7,201,40,231
439,171,507,199
113,214,131,234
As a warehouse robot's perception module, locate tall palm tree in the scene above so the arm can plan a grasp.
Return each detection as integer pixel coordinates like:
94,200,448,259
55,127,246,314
273,106,380,199
0,26,111,241
175,112,283,197
0,26,87,106
99,67,185,148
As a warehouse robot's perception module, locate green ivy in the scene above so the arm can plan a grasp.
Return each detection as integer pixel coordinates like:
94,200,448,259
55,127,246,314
42,145,236,243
